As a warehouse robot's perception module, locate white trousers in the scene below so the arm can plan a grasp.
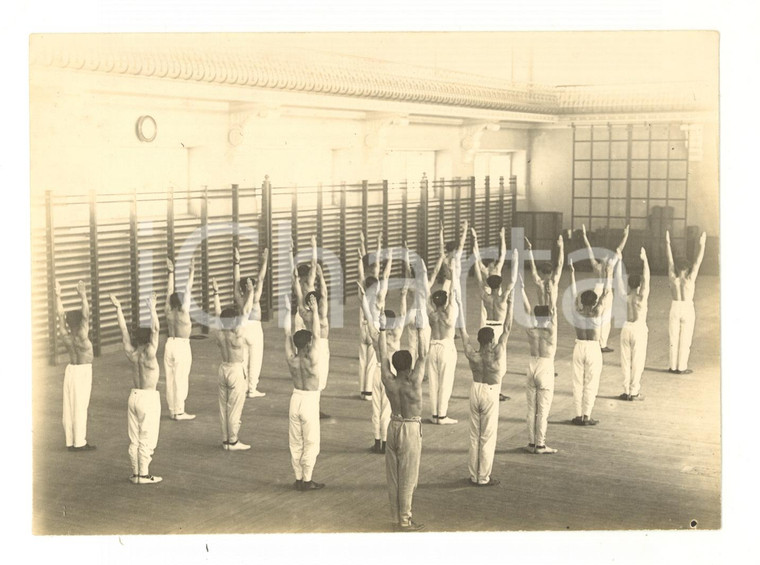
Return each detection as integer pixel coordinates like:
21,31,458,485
359,340,376,394
427,338,457,418
385,417,422,526
621,322,648,395
468,381,500,484
486,320,507,393
572,340,603,418
669,301,696,371
127,389,161,476
62,363,92,448
317,339,330,391
371,362,391,441
526,357,555,446
218,363,246,443
164,337,192,416
289,389,321,481
242,321,264,394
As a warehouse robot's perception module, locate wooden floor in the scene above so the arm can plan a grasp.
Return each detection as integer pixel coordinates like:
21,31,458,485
32,273,720,534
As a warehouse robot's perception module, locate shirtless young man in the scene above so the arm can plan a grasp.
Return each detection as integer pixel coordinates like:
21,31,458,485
295,262,331,419
110,293,162,484
619,248,650,400
380,309,428,532
581,224,629,353
520,276,559,453
233,246,269,398
211,277,254,451
425,276,460,425
55,280,95,451
569,255,616,426
525,234,564,307
164,257,196,421
284,294,326,491
472,234,518,401
666,231,707,374
457,285,513,486
439,220,468,295
358,257,410,454
357,232,381,400
403,243,441,369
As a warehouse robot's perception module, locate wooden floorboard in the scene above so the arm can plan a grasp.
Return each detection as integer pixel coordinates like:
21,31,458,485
32,274,720,534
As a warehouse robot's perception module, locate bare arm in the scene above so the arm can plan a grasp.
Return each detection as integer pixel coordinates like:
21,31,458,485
569,258,577,300
412,311,428,380
457,220,468,258
640,247,651,300
471,228,484,285
497,289,515,348
358,285,379,345
241,278,254,317
316,263,329,319
455,291,476,359
552,235,564,282
374,233,381,279
582,224,600,271
520,275,533,317
378,313,392,379
308,293,321,346
428,253,444,290
110,294,136,355
665,230,676,278
377,249,393,305
592,258,615,314
183,257,195,311
54,280,70,338
506,248,519,292
689,232,707,279
357,249,366,283
284,296,296,359
524,238,542,286
76,281,89,325
308,235,318,288
616,225,630,255
254,248,269,303
494,227,507,272
147,292,159,353
165,258,175,313
211,278,221,319
359,231,367,258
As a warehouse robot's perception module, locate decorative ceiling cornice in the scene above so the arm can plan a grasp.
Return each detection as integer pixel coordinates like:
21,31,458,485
30,36,716,117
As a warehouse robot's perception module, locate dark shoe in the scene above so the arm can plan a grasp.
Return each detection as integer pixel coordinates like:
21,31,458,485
499,394,510,401
619,393,631,401
319,412,331,420
301,480,325,491
134,474,162,484
477,477,500,486
525,443,536,453
554,372,559,377
680,369,694,375
582,416,599,426
398,521,425,532
629,394,644,401
371,439,383,454
534,445,558,454
668,368,678,374
293,479,303,491
571,416,584,425
72,443,96,451
380,441,386,454
601,347,614,353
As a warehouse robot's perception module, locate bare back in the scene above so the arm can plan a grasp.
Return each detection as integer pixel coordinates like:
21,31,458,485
215,328,250,364
669,274,697,301
287,347,321,391
464,346,505,386
66,326,94,365
383,367,424,419
429,303,457,340
627,291,649,323
167,309,192,339
127,346,159,390
526,324,557,359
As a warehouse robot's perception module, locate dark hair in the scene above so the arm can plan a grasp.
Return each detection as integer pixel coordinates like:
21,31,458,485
293,329,312,351
384,309,396,320
304,290,321,306
628,274,642,290
580,290,597,306
364,276,378,289
297,264,311,278
65,310,84,332
238,278,256,295
534,305,551,318
539,263,553,275
675,258,689,274
445,241,457,253
477,327,495,346
431,290,448,307
134,327,152,346
169,292,182,310
220,306,240,329
391,350,413,372
486,275,502,290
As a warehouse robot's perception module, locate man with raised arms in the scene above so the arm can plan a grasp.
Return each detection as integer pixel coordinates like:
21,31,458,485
425,265,460,425
456,284,513,486
581,224,629,353
291,235,318,331
55,280,95,451
164,257,196,421
569,255,616,426
284,293,326,491
110,292,162,483
233,246,269,398
472,232,518,401
380,308,428,532
357,232,381,401
211,276,254,451
472,226,507,281
525,234,564,308
519,276,559,454
666,230,707,374
618,247,651,400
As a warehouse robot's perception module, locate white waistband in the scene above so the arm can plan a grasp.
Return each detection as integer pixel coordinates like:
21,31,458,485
167,336,190,341
472,381,499,390
131,388,158,395
430,338,455,345
292,388,321,395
